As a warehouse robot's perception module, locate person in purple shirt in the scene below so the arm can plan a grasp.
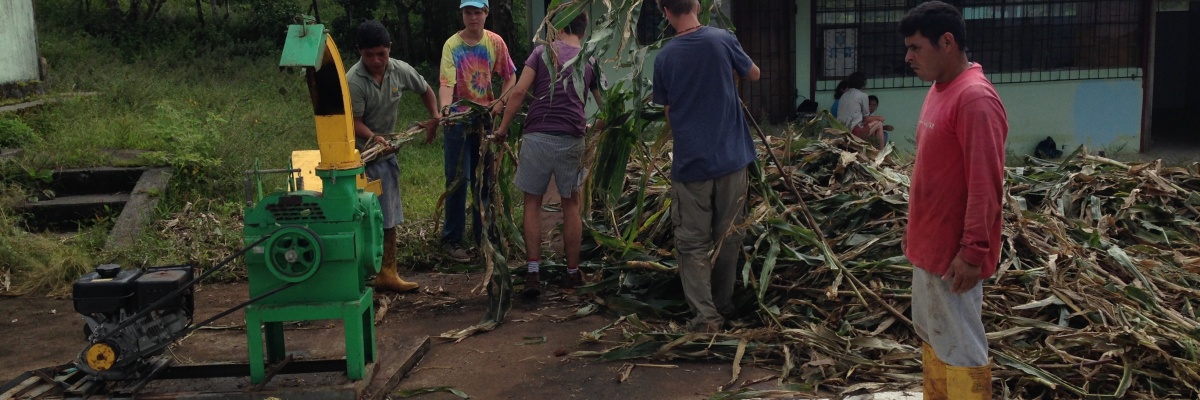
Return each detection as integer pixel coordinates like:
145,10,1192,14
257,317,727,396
652,0,760,333
496,11,603,297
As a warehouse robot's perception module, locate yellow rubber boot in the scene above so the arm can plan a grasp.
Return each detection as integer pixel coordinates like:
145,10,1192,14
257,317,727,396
922,342,948,400
946,363,992,399
373,227,419,293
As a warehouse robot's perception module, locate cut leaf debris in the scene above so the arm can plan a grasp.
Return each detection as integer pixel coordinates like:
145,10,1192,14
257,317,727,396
438,3,1200,398
570,113,1200,398
394,386,470,399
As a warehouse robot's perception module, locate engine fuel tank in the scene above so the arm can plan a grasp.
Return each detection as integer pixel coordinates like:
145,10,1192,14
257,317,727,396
73,264,141,314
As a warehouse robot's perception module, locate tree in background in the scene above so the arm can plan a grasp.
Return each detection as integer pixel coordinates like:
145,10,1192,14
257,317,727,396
102,0,169,24
328,0,528,74
63,0,526,68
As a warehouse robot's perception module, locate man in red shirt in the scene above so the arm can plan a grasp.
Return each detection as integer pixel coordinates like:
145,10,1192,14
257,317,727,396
900,2,1007,398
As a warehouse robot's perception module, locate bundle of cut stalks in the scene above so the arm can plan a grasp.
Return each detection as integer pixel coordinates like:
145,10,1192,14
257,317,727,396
360,110,477,163
573,113,1200,398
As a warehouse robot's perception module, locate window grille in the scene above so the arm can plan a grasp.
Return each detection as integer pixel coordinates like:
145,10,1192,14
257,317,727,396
638,1,667,45
814,0,1144,89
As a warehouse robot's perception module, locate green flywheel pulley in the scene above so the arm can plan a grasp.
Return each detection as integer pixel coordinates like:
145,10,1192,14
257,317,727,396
263,226,323,282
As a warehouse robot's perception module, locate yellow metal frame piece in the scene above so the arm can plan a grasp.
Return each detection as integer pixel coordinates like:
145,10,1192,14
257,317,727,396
313,35,363,172
284,29,381,196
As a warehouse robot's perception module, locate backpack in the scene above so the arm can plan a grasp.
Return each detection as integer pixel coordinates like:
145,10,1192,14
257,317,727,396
1035,136,1062,159
791,96,819,122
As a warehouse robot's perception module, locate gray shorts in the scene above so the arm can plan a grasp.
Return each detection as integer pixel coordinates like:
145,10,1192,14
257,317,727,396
514,132,586,198
912,267,989,367
365,155,404,228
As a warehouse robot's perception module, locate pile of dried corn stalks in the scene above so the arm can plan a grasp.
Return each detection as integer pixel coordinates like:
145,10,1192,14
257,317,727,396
573,113,1200,398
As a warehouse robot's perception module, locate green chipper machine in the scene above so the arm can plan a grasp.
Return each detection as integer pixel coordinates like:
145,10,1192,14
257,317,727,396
242,22,386,384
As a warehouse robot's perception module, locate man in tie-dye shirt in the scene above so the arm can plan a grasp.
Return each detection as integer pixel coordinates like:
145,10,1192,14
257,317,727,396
435,0,517,262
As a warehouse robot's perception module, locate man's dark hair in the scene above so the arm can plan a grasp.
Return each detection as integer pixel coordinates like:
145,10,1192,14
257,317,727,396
357,20,391,50
564,11,589,35
657,0,698,16
899,1,967,51
868,95,879,103
846,72,867,90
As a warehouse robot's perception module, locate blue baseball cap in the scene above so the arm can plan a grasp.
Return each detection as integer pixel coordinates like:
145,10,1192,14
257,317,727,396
460,0,488,9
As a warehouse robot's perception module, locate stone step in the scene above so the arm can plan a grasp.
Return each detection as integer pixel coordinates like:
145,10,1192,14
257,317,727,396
16,167,171,245
49,167,146,197
17,193,130,232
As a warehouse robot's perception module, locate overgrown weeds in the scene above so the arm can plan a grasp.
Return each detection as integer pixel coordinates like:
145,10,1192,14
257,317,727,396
0,184,95,296
0,117,37,148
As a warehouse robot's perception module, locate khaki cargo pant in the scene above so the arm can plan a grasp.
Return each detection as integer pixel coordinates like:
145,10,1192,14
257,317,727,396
671,167,748,328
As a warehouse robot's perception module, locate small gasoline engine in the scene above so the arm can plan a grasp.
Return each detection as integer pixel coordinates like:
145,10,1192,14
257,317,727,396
72,264,194,380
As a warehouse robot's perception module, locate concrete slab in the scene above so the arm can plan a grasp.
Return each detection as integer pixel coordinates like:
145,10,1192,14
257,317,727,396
97,149,155,167
20,193,130,207
0,92,98,114
105,168,171,250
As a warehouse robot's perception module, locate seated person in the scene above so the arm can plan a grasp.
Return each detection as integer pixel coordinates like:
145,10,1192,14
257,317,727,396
835,72,886,149
831,80,848,118
868,95,894,143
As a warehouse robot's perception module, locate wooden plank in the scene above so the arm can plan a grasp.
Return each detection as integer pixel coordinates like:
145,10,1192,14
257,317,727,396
362,336,431,400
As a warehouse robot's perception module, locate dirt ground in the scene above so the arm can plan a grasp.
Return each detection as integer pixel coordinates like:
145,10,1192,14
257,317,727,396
0,188,782,399
0,276,779,400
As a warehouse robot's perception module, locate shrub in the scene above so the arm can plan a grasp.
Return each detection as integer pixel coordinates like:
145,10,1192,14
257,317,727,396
140,102,225,175
0,118,37,148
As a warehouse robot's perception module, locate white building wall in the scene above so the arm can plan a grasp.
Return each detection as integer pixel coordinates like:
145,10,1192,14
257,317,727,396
0,0,41,84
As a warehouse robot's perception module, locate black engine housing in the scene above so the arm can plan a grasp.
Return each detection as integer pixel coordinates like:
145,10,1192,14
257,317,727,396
72,264,194,380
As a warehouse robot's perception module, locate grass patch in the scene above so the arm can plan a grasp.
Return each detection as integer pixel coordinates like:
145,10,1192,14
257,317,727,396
397,139,447,222
0,184,96,296
17,22,446,210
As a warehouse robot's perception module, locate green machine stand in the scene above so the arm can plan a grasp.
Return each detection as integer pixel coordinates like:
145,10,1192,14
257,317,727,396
242,23,384,384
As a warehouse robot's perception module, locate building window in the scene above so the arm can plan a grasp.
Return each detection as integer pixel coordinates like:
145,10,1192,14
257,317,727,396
815,0,1144,89
637,0,666,45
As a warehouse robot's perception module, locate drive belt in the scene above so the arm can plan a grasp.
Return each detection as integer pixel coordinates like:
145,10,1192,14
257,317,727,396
83,226,300,366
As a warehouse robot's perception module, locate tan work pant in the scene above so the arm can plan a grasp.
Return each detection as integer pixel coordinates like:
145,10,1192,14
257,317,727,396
671,167,748,327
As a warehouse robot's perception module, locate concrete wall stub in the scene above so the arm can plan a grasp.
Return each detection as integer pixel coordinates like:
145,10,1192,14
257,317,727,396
0,0,41,86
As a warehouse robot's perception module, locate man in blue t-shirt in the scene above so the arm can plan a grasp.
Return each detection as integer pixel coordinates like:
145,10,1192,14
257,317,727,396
652,0,760,333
